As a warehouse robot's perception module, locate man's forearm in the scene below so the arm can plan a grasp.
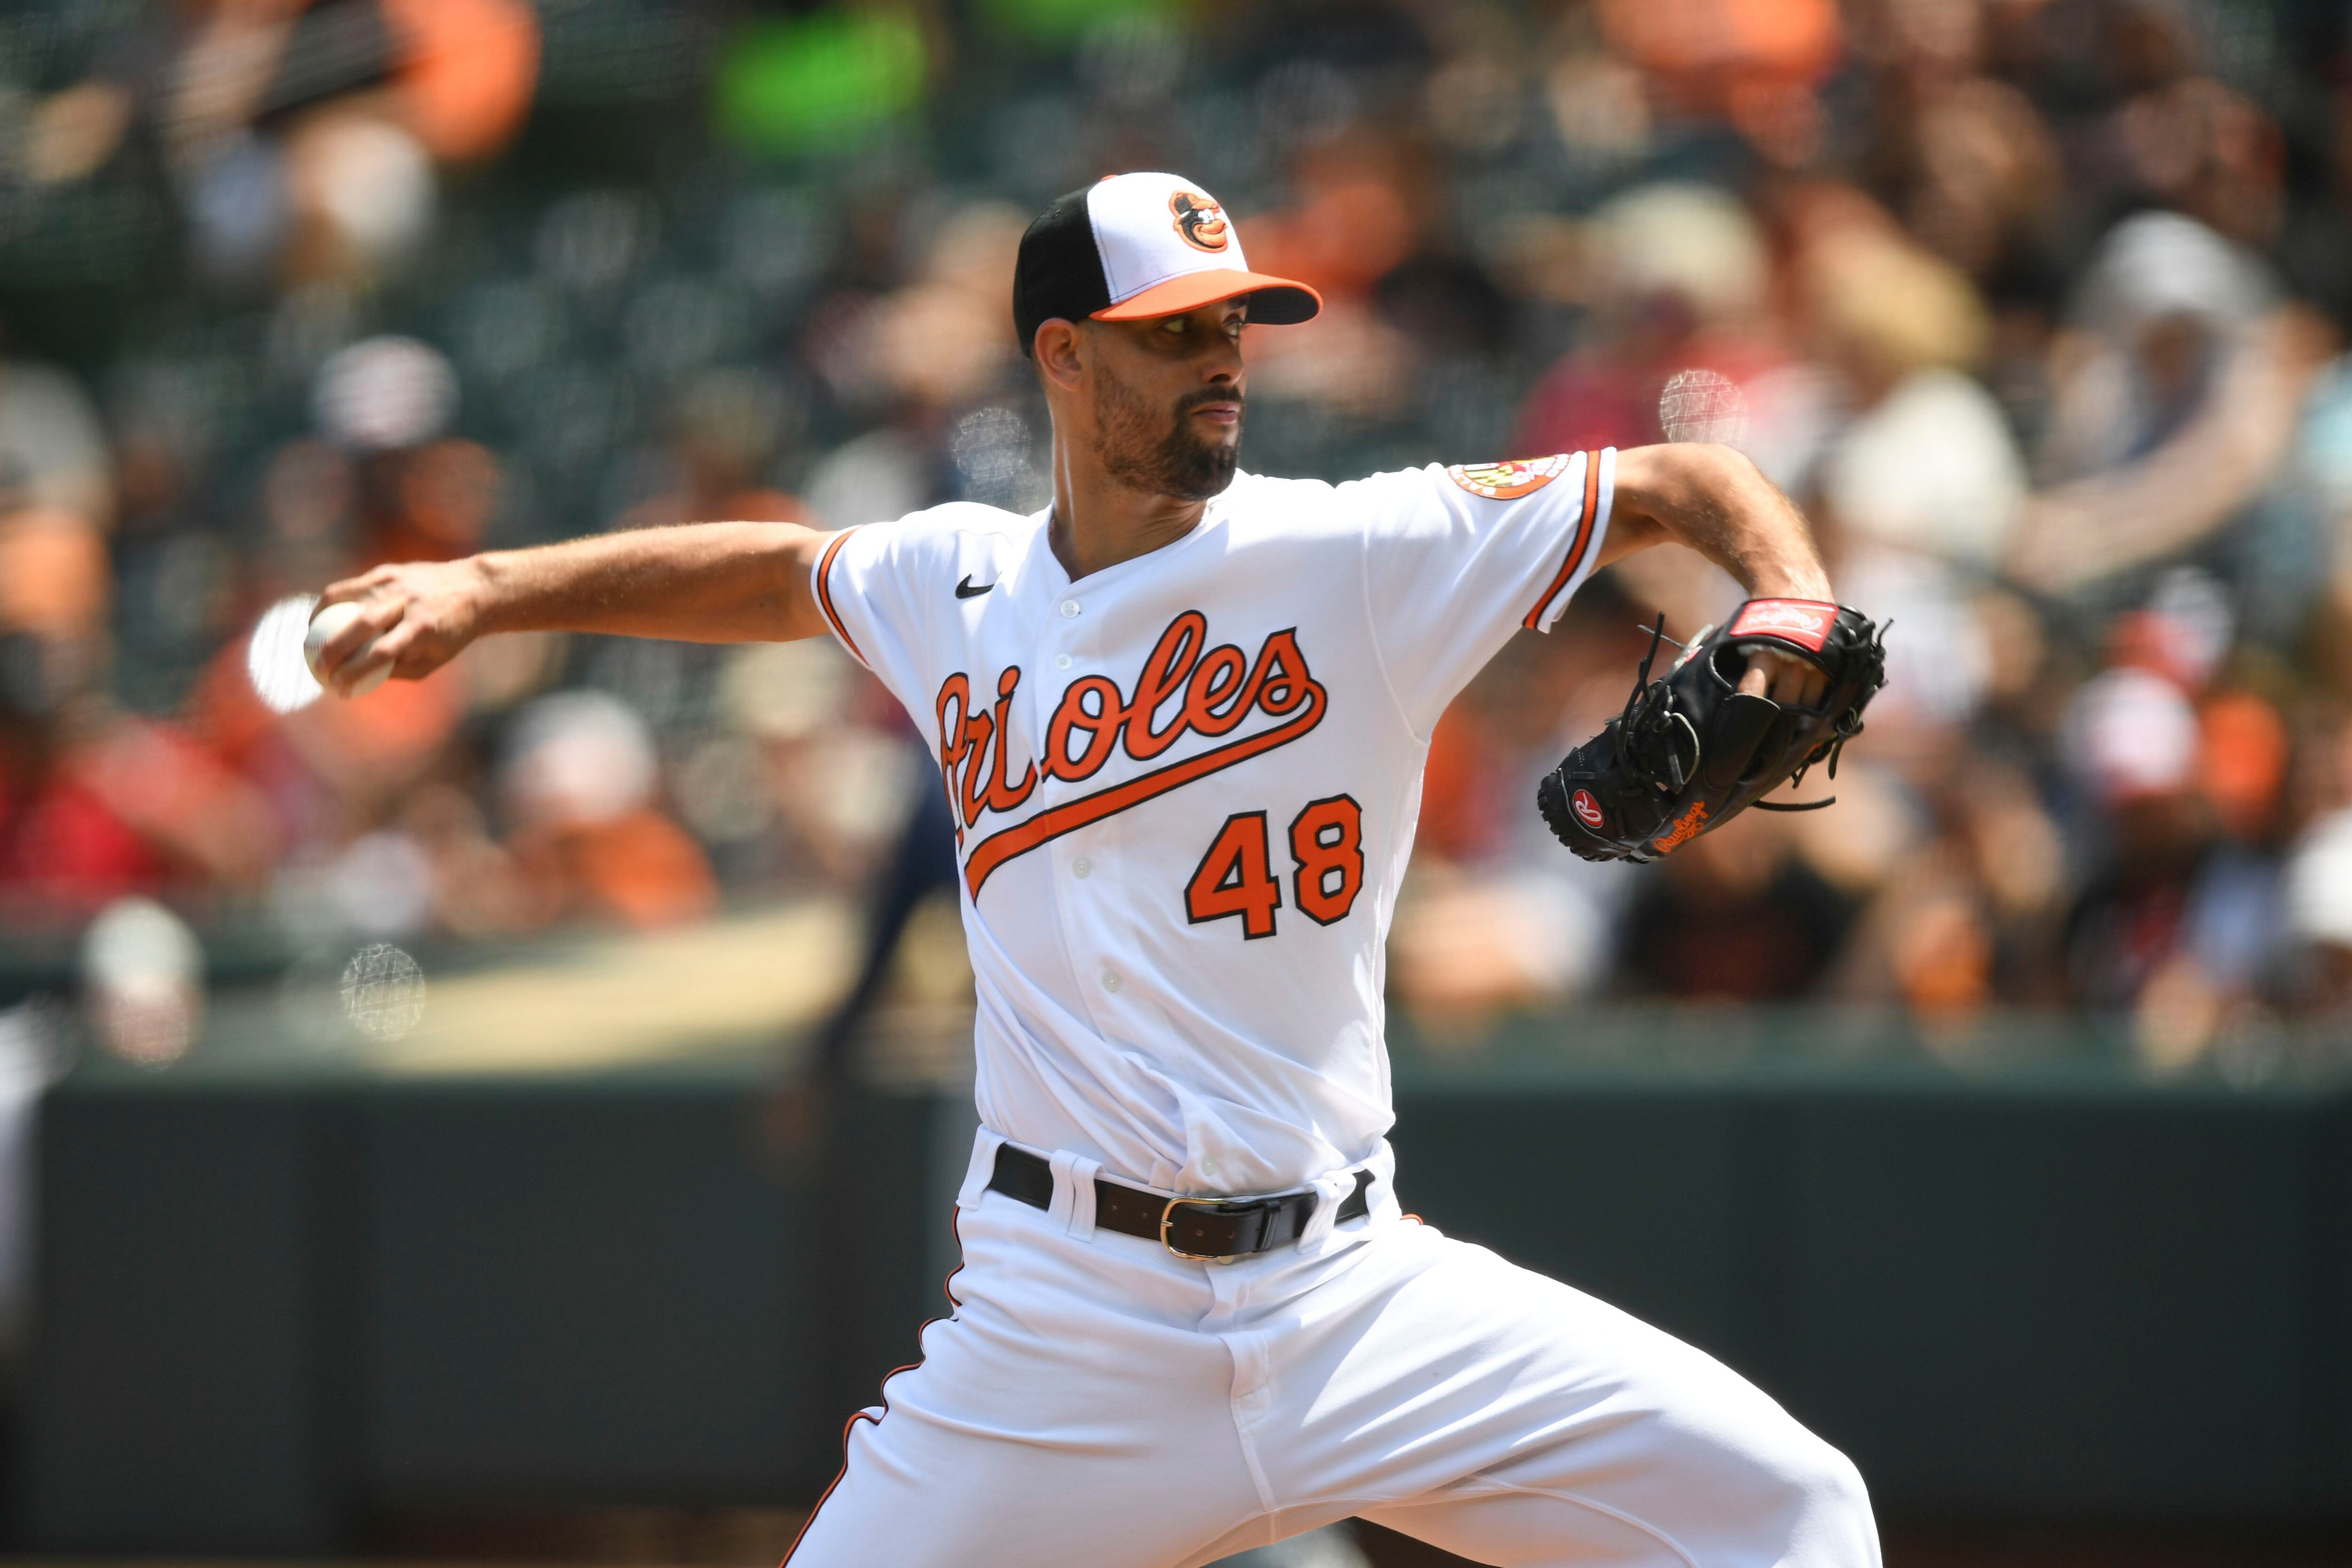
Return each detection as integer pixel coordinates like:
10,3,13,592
313,519,836,691
1600,444,1834,602
471,521,832,644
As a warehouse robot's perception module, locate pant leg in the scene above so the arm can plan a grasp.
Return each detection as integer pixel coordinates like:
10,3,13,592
1246,1220,1880,1568
784,1191,1266,1568
1356,1435,1876,1568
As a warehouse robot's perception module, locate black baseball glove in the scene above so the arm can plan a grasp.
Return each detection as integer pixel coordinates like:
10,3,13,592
1537,599,1886,864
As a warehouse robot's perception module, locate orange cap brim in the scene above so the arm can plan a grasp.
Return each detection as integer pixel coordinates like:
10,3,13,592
1091,269,1322,325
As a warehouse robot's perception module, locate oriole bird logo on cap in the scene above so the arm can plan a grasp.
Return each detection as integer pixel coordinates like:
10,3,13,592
1169,191,1229,252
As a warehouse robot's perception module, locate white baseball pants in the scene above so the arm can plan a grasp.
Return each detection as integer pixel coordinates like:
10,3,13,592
783,1131,1881,1568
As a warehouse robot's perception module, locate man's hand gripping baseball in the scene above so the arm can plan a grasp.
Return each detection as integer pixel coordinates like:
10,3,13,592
309,557,490,695
308,521,842,695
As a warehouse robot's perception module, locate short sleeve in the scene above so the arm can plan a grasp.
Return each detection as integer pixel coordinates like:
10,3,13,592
808,521,932,719
1354,447,1614,734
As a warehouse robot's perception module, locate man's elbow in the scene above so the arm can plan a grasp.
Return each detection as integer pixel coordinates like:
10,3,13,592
1624,440,1758,495
1613,441,1760,521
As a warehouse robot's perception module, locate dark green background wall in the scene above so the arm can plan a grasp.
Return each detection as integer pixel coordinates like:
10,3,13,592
21,1051,2352,1551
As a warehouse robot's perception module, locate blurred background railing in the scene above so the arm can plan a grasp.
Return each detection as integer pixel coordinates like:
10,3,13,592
4,0,2352,1559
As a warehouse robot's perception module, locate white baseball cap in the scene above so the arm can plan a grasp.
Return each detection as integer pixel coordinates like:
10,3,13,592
1012,172,1321,356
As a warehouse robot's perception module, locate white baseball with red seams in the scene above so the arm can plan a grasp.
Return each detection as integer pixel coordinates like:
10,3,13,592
788,447,1881,1566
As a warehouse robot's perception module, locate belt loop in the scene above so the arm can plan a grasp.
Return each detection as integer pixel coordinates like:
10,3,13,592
1367,1139,1398,1218
1298,1167,1354,1247
1047,1149,1100,1239
958,1128,1008,1210
1063,1154,1101,1239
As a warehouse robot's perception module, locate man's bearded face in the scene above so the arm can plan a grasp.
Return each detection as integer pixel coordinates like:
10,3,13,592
1089,356,1240,502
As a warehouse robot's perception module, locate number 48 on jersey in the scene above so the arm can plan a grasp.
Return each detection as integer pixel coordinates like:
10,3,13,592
1184,795,1364,939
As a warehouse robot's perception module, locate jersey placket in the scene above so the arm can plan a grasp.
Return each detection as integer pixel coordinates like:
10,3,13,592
1035,549,1128,1046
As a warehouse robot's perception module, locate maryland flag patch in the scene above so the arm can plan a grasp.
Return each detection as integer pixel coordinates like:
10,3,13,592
1446,453,1574,500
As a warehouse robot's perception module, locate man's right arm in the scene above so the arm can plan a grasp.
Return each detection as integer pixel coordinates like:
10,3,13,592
310,521,837,692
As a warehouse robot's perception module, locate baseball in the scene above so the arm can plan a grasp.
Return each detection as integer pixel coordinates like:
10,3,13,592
303,600,389,697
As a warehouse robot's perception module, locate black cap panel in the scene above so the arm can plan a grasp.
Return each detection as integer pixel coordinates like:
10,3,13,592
1013,187,1109,358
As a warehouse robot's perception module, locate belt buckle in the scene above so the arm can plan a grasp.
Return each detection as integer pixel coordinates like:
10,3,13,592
1160,1196,1252,1261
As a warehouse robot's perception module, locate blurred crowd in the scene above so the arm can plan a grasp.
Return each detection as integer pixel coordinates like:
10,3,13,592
5,0,2352,1073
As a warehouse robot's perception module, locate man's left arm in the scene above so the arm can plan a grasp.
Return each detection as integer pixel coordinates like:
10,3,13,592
1596,443,1835,707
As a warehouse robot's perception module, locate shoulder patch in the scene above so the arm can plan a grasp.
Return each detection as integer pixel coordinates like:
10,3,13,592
1446,454,1574,500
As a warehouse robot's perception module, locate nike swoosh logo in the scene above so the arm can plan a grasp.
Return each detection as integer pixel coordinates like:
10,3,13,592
955,575,993,599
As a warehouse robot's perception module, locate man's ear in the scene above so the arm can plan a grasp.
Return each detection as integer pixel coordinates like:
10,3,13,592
1033,318,1088,391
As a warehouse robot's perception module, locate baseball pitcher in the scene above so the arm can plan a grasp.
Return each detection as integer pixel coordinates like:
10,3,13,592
314,174,1883,1568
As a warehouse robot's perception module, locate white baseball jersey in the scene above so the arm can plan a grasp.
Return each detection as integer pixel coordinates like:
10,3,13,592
812,448,1615,1198
791,445,1882,1568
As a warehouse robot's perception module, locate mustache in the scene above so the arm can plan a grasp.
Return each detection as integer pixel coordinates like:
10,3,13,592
1176,386,1244,417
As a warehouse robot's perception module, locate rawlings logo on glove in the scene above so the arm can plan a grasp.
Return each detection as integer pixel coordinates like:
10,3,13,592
1536,600,1886,865
1725,599,1833,648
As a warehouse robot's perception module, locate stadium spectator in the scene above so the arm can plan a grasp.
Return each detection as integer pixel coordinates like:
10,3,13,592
0,0,2349,1064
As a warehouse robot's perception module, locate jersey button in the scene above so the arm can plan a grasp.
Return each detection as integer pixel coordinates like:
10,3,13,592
1059,599,1081,618
1101,971,1121,993
1054,653,1073,670
1073,857,1091,878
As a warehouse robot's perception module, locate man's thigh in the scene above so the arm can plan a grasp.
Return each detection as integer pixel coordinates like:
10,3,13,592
1258,1223,1880,1568
784,1194,1265,1568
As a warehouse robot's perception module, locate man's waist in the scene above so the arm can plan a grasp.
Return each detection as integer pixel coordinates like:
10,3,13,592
984,1139,1378,1261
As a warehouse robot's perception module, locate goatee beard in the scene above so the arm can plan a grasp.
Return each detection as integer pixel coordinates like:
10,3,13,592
1092,367,1240,502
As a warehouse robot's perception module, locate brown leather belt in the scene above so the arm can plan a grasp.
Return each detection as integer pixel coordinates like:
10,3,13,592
988,1142,1373,1260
